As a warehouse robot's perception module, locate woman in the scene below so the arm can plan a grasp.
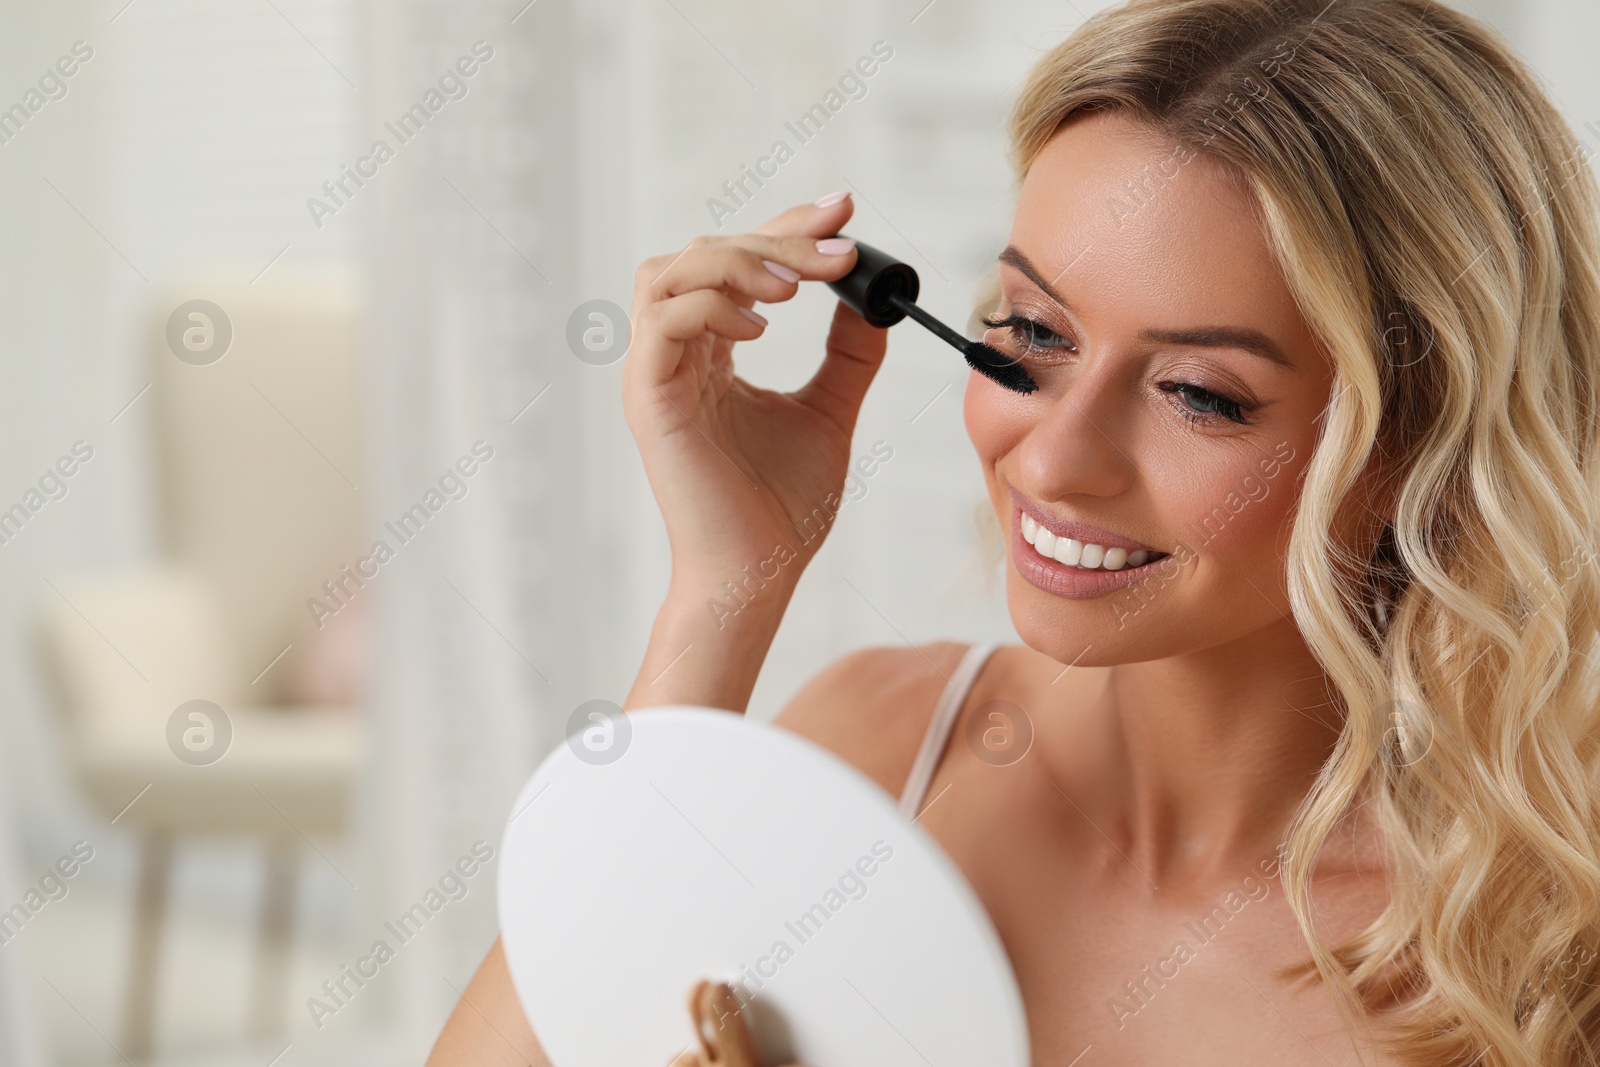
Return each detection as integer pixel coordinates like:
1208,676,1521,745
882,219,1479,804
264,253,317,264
429,0,1600,1063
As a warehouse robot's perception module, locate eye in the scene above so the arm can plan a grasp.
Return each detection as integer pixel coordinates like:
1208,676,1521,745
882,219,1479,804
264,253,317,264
979,312,1077,361
1158,381,1252,427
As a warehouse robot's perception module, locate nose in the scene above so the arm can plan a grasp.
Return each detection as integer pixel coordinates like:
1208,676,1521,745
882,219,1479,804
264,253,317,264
1015,366,1136,501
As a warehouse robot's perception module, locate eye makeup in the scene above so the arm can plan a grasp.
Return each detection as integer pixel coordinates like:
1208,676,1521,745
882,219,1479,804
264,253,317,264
980,305,1258,428
824,234,1267,424
979,309,1078,362
824,235,1040,395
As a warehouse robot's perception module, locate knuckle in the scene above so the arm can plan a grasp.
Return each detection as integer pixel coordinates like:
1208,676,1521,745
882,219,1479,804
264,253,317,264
726,244,763,275
782,235,823,262
748,240,782,266
742,234,779,260
650,261,697,301
635,301,663,333
738,239,790,278
677,289,712,318
634,254,666,288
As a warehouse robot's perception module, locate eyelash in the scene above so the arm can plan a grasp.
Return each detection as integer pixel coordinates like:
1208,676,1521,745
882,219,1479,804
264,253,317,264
978,311,1253,427
980,311,1078,359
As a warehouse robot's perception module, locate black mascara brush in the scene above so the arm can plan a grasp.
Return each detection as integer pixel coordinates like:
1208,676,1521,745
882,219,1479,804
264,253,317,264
825,236,1038,395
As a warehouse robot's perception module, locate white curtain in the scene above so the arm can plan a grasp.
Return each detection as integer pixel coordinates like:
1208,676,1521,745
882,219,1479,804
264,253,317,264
355,0,579,1042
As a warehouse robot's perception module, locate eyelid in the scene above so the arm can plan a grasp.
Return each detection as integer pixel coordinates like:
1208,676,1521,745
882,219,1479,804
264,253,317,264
999,263,1079,317
989,302,1081,353
982,311,1078,360
1152,358,1261,409
1159,380,1253,426
997,290,1080,336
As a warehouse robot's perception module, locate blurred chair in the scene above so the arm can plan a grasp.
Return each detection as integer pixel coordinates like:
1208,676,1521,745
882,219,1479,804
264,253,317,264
35,273,367,1059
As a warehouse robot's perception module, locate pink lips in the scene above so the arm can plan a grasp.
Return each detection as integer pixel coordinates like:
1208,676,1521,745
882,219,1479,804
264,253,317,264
1006,485,1166,556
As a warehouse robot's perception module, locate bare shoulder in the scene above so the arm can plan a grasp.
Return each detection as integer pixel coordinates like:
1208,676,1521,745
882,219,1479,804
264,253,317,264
769,640,977,800
425,936,550,1066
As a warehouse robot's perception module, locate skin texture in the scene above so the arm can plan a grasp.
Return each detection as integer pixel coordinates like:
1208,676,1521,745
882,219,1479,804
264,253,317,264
427,111,1401,1066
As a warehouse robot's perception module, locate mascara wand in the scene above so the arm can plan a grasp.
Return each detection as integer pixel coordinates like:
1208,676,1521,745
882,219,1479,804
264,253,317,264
825,236,1038,395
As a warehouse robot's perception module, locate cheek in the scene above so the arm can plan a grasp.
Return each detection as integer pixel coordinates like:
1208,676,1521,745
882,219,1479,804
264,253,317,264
963,373,1025,463
1160,448,1300,574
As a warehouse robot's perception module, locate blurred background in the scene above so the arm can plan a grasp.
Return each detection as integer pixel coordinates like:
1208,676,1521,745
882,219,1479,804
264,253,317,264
0,0,1582,1063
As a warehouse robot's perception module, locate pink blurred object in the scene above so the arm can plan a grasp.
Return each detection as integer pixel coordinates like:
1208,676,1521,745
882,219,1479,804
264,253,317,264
288,591,366,709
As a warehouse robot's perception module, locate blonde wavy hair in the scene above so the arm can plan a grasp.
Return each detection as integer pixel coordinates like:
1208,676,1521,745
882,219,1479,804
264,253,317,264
969,1,1600,1064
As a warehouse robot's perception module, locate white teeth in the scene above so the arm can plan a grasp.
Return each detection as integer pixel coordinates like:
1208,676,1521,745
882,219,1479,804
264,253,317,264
1020,512,1160,572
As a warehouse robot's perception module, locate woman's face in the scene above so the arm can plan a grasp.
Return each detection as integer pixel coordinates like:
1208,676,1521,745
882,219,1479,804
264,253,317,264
965,109,1350,664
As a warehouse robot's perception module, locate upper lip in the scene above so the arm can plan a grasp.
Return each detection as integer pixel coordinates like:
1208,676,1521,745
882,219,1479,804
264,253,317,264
1008,485,1165,555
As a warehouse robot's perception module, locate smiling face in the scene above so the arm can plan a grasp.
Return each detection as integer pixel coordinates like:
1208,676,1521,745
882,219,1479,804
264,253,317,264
965,108,1360,664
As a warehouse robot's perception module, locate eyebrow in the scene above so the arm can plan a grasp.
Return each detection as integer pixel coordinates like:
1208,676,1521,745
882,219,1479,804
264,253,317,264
997,245,1296,371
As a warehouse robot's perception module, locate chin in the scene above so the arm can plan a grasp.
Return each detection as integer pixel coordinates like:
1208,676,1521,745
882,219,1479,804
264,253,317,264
1002,550,1260,669
1004,570,1118,669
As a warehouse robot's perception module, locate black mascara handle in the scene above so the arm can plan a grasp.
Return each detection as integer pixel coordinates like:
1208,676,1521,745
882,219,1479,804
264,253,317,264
825,235,920,328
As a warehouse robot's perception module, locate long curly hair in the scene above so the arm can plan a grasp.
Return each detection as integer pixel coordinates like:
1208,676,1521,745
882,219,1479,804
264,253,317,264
978,1,1600,1064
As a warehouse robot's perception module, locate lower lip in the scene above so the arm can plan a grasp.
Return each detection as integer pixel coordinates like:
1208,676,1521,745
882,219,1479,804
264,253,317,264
1011,510,1169,600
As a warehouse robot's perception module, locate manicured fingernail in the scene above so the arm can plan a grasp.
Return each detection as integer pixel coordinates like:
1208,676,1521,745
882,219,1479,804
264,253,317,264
815,237,855,255
762,259,801,283
814,190,849,207
738,306,768,327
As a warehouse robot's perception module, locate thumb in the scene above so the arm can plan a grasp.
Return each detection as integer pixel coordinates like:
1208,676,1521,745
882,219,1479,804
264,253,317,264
688,981,761,1067
796,299,890,433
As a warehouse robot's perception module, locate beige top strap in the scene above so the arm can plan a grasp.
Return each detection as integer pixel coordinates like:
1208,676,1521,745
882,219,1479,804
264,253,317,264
896,642,1000,819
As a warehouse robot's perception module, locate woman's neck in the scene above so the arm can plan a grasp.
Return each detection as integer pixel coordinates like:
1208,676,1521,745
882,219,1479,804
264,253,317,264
1046,617,1350,889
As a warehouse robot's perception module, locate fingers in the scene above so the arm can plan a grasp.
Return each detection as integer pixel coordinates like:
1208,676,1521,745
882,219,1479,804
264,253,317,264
668,979,816,1067
625,193,864,395
643,234,859,303
626,289,767,389
646,289,766,343
688,981,761,1067
753,190,855,238
632,192,858,313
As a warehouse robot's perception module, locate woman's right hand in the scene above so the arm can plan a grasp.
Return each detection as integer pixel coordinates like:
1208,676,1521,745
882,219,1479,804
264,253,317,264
623,194,889,603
